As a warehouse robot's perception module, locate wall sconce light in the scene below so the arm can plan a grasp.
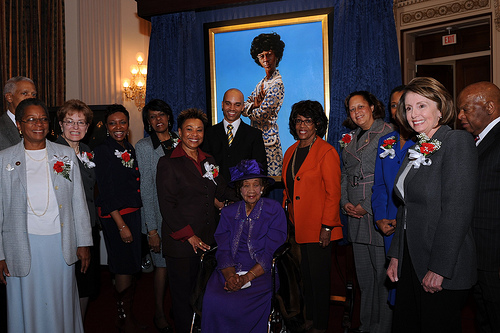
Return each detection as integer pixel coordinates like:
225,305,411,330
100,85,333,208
123,52,147,111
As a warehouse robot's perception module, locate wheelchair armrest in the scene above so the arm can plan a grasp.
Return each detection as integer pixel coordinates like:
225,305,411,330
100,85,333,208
273,242,291,259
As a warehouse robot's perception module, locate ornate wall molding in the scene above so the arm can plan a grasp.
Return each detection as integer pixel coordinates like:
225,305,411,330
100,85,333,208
398,0,490,26
395,0,432,8
494,0,500,30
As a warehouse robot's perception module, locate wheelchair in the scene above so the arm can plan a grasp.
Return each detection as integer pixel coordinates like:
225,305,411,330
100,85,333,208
189,242,301,333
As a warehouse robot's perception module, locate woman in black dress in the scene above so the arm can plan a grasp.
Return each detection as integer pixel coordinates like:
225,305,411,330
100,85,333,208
94,104,144,332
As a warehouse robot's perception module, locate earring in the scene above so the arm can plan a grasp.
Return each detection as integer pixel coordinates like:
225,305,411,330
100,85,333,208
106,130,109,136
149,124,152,132
19,130,22,136
260,191,263,195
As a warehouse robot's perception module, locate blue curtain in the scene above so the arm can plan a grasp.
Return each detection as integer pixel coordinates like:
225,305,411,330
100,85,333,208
146,0,401,145
147,11,205,125
328,0,401,150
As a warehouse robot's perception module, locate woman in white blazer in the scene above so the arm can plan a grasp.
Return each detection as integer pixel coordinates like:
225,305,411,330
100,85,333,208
0,99,92,333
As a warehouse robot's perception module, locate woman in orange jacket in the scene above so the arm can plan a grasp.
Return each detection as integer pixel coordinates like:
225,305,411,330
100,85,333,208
282,100,342,333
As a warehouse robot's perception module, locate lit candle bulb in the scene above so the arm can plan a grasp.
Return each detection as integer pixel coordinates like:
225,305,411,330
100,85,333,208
136,52,145,65
130,65,139,75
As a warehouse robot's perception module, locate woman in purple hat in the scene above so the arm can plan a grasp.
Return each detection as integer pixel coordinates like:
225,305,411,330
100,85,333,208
201,159,287,333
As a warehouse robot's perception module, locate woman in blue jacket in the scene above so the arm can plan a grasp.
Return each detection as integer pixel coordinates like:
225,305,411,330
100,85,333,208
371,86,414,306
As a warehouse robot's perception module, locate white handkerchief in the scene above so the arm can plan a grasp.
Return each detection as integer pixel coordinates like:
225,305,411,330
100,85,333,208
237,271,252,289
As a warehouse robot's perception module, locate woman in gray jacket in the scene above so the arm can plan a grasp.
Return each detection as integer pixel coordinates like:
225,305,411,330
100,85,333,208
0,98,92,332
340,91,393,333
387,77,478,332
136,99,177,332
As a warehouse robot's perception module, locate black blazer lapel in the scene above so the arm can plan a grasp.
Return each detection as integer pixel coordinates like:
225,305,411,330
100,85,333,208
478,121,500,156
214,122,229,149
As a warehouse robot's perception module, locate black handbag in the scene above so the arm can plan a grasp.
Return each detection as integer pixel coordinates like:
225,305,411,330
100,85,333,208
275,249,305,332
190,246,218,316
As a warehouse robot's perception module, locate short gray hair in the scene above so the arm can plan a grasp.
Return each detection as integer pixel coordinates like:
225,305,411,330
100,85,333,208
3,76,34,96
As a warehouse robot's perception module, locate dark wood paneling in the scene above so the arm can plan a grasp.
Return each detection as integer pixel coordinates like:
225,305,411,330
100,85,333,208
417,64,455,98
456,55,490,95
136,0,278,20
415,24,490,61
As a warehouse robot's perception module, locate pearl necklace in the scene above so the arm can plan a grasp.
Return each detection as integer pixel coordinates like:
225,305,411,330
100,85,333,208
25,149,50,217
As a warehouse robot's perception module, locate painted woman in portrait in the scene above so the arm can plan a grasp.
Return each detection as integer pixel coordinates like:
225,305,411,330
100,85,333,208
243,32,285,176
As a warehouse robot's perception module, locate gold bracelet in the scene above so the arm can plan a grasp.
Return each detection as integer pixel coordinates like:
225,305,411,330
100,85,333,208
147,231,159,238
248,270,257,279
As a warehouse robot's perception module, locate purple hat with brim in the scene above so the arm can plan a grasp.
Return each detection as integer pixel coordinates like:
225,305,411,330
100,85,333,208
229,159,275,186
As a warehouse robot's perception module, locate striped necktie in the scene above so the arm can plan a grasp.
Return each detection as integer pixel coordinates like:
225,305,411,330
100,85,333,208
227,124,234,146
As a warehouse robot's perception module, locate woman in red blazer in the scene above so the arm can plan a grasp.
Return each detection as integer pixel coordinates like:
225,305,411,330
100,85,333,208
282,100,342,333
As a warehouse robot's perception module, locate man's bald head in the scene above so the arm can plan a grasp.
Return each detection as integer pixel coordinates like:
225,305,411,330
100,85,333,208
457,82,500,136
222,88,244,123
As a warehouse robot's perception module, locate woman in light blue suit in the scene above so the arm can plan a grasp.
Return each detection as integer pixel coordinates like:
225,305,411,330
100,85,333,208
0,98,92,332
136,99,177,332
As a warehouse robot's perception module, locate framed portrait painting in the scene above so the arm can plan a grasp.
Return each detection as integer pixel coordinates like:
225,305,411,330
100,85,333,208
206,8,332,175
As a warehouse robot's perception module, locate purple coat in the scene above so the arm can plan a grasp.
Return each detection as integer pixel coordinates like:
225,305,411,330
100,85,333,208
201,197,287,332
216,198,287,273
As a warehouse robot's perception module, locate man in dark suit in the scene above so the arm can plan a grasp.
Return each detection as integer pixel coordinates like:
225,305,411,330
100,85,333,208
458,81,500,333
202,88,267,183
1,76,37,151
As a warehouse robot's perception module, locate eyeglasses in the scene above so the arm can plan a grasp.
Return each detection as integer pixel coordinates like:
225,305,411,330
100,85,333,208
294,118,314,126
21,117,50,125
63,120,87,127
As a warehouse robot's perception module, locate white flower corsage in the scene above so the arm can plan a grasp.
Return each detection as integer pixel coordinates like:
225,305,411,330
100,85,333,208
51,155,72,181
379,136,397,159
114,149,134,168
408,133,442,169
77,151,96,169
202,162,219,185
339,133,353,148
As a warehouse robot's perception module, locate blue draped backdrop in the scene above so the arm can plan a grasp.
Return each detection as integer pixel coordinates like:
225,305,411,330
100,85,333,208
145,0,401,151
